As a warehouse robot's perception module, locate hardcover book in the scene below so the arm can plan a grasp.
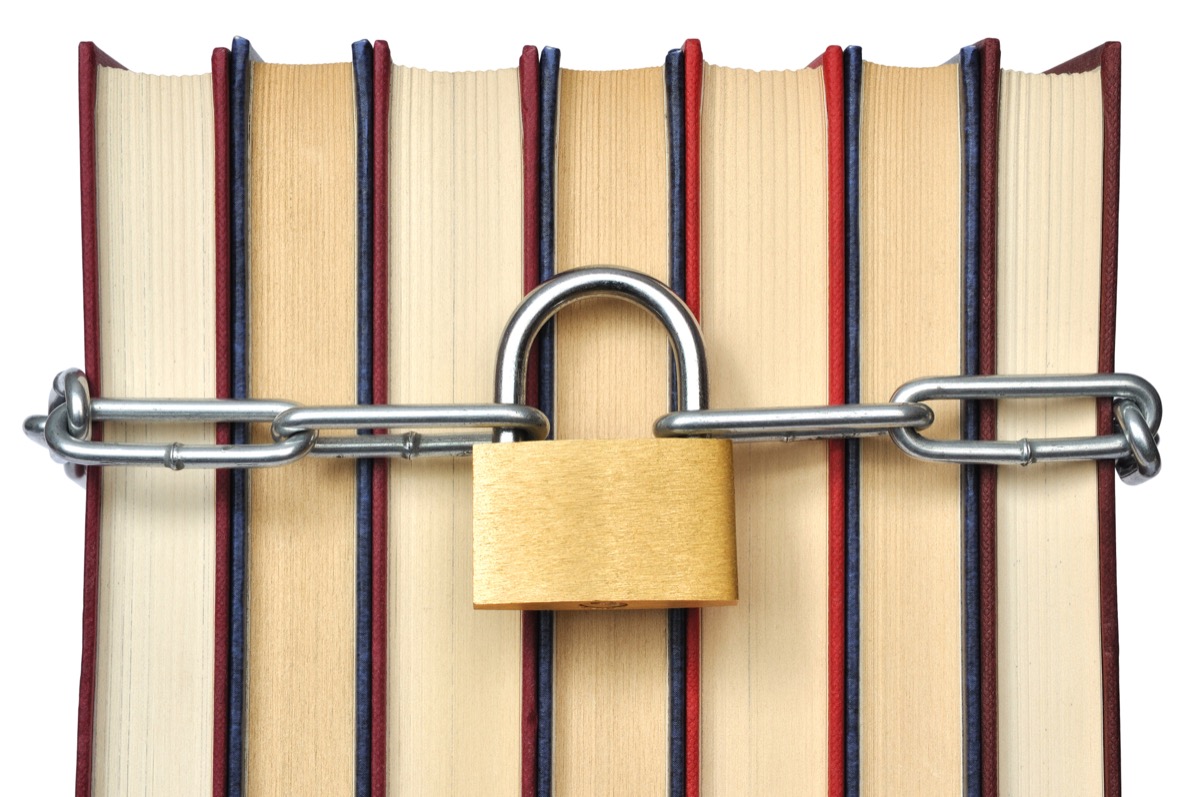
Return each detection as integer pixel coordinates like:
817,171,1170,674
75,41,230,797
984,41,1124,796
227,37,373,795
371,38,528,795
695,43,846,796
845,42,982,793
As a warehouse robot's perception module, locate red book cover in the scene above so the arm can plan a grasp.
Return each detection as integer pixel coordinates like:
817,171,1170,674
976,35,1001,797
681,38,702,797
687,41,846,797
1046,42,1123,796
75,41,230,797
819,43,847,797
371,39,392,797
517,43,541,797
210,44,233,797
75,41,122,797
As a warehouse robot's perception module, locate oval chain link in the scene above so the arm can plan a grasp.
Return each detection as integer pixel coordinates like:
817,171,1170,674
26,368,1160,485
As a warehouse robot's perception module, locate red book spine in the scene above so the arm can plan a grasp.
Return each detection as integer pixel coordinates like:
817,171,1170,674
371,38,393,797
681,37,703,797
211,44,232,797
517,43,542,797
820,43,847,797
974,35,1001,797
76,42,123,797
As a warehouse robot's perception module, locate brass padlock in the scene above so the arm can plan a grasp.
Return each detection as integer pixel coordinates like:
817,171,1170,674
473,268,738,610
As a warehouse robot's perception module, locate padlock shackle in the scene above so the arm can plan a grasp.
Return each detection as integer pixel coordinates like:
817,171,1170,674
495,267,708,440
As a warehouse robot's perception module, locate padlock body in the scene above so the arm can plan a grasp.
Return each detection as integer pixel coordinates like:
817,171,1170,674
473,438,738,610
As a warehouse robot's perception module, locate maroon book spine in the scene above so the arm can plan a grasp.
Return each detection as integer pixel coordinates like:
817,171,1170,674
211,44,232,797
975,35,1001,797
76,42,123,797
77,42,231,797
370,38,393,797
518,43,541,797
680,37,703,797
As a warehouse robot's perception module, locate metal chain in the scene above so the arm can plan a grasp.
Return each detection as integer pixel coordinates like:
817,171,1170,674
25,368,1162,485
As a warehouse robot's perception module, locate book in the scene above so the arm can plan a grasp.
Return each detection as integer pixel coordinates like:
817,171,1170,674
74,42,230,796
694,43,846,795
370,39,530,795
983,41,1123,795
226,37,374,795
844,43,984,793
531,41,697,795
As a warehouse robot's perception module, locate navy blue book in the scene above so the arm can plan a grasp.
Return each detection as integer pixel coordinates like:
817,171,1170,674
843,45,981,795
528,44,692,797
228,37,374,796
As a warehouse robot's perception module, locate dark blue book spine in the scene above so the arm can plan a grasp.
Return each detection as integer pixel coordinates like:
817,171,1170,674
843,43,862,797
227,36,255,797
537,48,560,430
664,46,688,797
959,42,983,797
351,38,375,797
536,45,561,797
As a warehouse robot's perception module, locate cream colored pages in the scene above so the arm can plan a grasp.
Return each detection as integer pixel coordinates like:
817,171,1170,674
246,62,358,794
552,66,671,793
996,68,1104,795
387,65,524,793
700,63,830,795
859,61,964,794
94,68,216,796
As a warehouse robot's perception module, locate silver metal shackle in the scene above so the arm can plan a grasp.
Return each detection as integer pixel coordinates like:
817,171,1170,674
493,267,709,442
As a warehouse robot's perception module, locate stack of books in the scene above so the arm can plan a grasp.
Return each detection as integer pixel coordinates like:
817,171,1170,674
71,36,1126,796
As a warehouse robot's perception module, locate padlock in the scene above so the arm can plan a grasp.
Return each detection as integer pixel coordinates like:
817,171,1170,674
473,267,738,610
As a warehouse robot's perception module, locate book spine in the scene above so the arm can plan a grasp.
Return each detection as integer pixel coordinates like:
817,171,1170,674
664,45,687,797
1095,45,1122,797
76,41,123,797
534,44,560,797
822,43,847,797
682,38,703,797
227,36,254,797
960,42,984,797
370,38,391,797
842,43,862,797
352,39,375,797
974,36,1001,797
517,42,541,797
212,44,233,797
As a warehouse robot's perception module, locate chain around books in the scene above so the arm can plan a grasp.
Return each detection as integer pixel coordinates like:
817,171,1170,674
24,267,1162,486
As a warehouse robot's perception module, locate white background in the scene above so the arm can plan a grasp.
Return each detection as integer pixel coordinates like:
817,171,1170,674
0,0,1195,793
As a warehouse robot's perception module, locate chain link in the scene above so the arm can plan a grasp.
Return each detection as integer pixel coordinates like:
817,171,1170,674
25,368,1161,485
889,374,1162,484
